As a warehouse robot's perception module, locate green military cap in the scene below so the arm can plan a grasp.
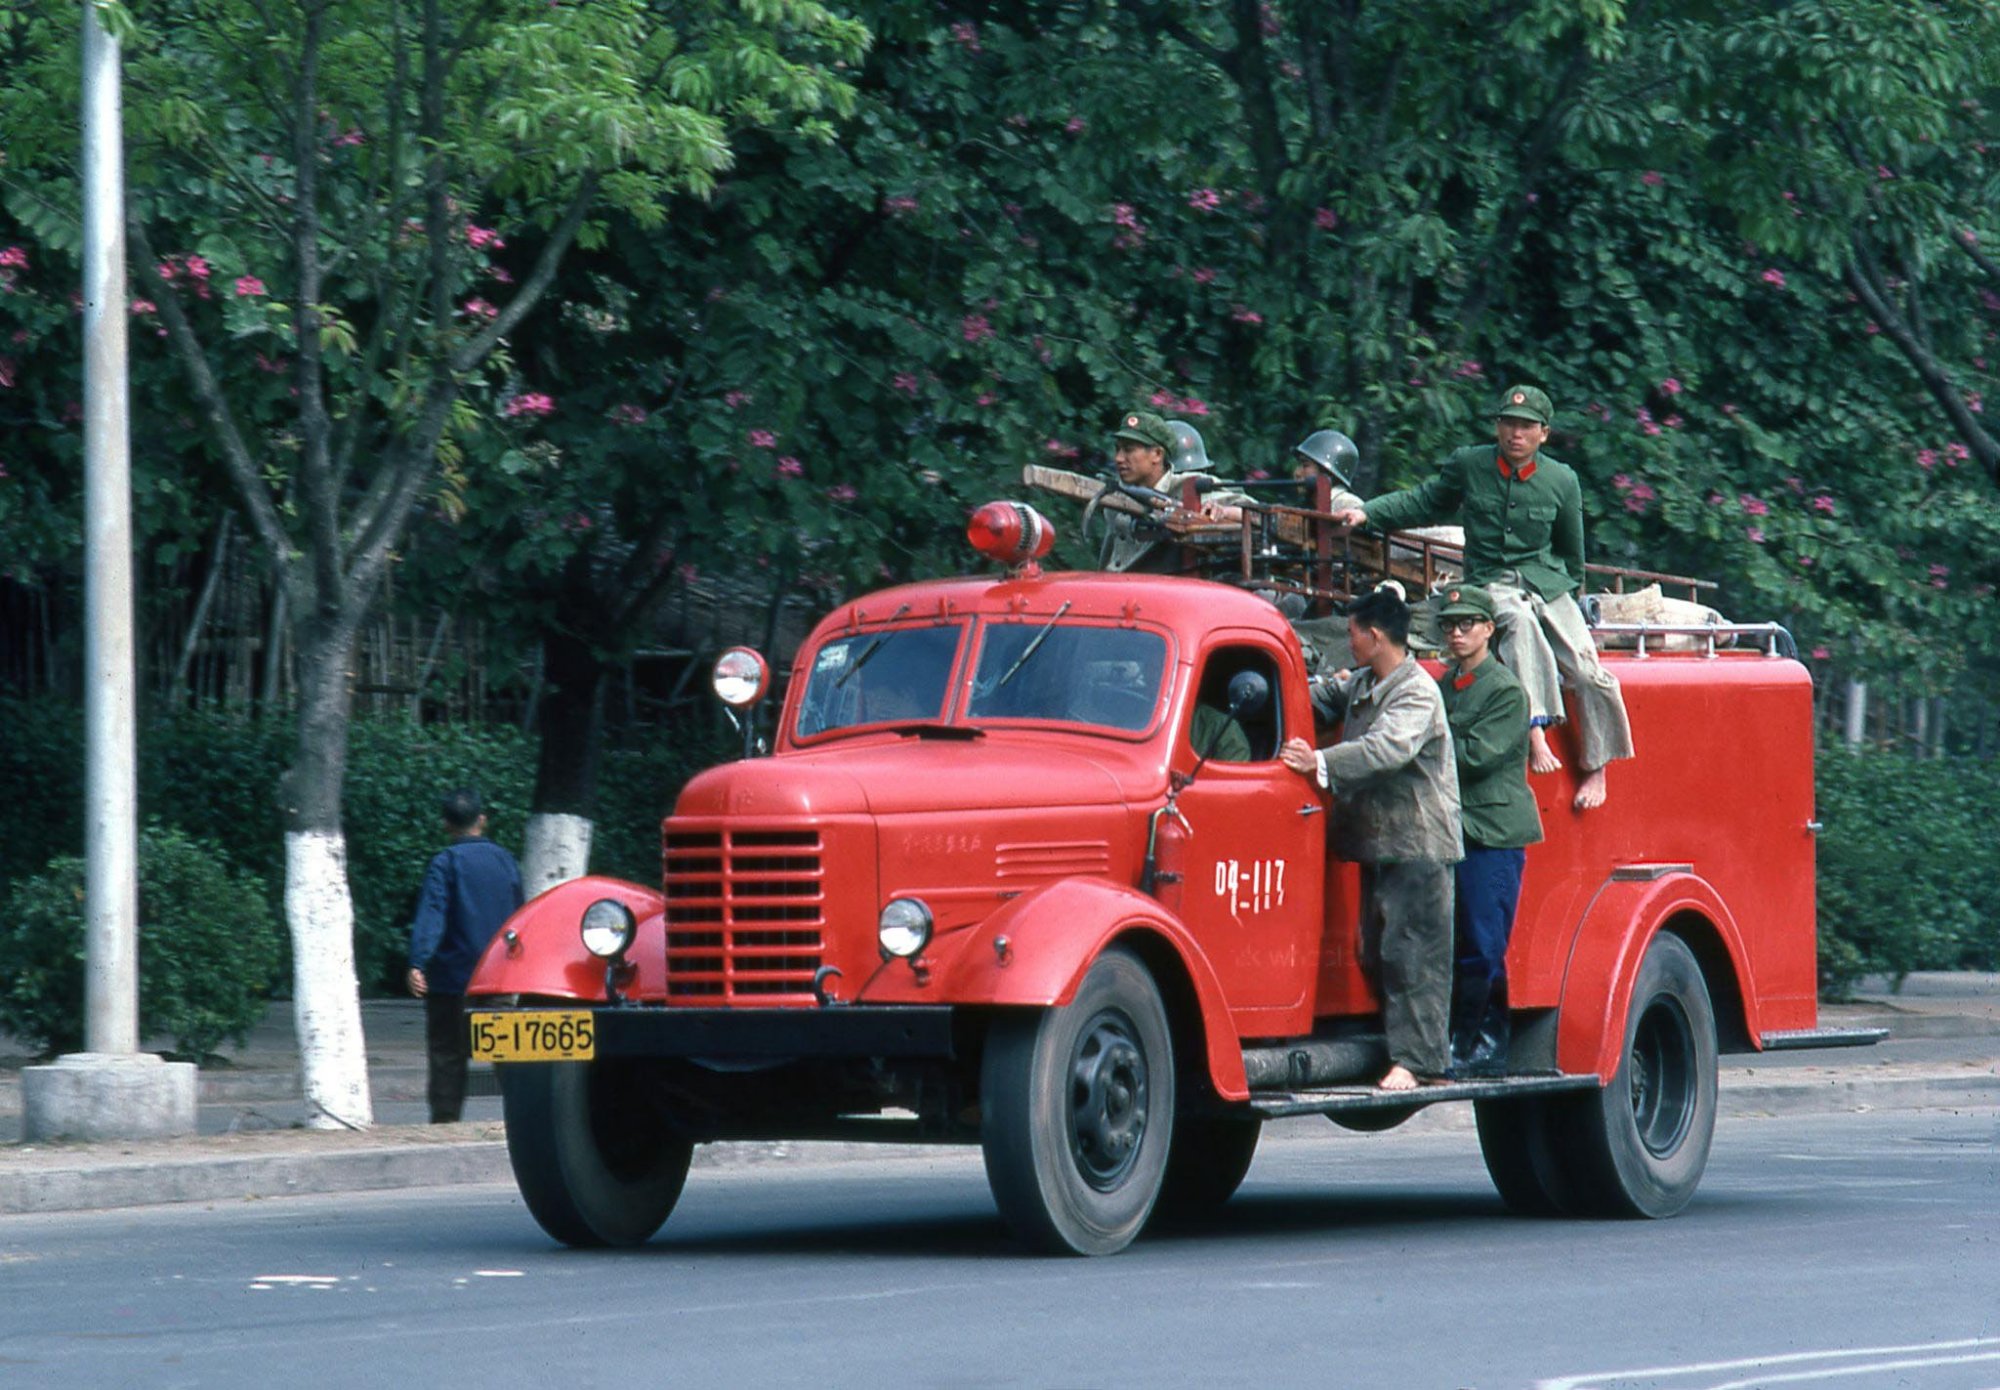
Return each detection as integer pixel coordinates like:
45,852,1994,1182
1112,410,1175,451
1495,384,1553,426
1438,584,1496,621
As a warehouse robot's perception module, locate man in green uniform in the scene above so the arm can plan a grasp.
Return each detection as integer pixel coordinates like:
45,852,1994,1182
1332,385,1633,810
1435,585,1542,1075
1100,410,1226,574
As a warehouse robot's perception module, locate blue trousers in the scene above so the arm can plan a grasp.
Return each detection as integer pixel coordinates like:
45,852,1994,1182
1455,846,1526,992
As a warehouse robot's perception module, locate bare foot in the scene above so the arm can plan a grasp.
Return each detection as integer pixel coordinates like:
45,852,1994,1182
1378,1064,1420,1092
1529,725,1563,774
1574,766,1608,810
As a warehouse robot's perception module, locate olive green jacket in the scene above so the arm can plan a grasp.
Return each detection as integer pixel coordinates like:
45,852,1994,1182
1363,444,1585,599
1438,657,1543,850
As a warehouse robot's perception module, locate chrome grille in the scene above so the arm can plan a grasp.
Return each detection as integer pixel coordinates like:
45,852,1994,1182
661,827,824,1003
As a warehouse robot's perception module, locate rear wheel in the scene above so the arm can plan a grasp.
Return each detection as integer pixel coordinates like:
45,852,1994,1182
1559,932,1719,1218
499,1059,693,1247
980,947,1175,1255
1473,1097,1564,1215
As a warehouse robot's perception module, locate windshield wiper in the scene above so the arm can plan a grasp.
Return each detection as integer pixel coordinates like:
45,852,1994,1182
994,600,1073,690
833,605,911,689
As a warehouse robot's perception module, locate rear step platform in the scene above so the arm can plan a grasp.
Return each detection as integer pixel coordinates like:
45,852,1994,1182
1247,1072,1599,1119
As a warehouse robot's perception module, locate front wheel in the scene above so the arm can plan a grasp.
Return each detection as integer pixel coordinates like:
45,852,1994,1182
980,946,1175,1255
499,1059,693,1247
1559,932,1719,1218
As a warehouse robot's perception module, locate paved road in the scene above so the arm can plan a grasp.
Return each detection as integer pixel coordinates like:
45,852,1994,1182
4,1107,1996,1389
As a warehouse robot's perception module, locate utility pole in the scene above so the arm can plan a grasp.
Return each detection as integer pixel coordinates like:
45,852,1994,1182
22,0,195,1141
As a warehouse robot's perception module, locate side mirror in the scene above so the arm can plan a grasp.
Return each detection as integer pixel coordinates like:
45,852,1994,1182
1226,669,1270,720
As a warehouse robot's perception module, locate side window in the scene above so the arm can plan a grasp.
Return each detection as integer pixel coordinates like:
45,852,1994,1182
1187,645,1282,763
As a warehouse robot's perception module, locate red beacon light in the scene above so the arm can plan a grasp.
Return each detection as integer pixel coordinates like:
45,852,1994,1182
967,500,1057,577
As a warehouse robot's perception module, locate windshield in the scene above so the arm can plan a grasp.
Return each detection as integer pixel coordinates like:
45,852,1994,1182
794,624,963,737
966,623,1167,732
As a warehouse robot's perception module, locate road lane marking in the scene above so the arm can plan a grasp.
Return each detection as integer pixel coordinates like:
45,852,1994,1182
1537,1336,2000,1390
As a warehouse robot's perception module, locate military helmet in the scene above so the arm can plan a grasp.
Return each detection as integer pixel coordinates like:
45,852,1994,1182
1294,429,1358,487
1166,420,1209,474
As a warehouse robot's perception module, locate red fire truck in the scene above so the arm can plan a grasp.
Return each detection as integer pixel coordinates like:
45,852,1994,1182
466,503,1871,1255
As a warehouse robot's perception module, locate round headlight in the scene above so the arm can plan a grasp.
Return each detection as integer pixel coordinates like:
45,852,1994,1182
712,646,771,709
580,898,637,959
877,898,934,959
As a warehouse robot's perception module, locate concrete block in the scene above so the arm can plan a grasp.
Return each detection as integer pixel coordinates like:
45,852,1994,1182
21,1053,197,1141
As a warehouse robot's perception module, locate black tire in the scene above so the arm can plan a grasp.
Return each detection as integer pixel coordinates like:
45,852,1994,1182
1559,932,1719,1218
1328,1105,1419,1134
980,946,1175,1255
1473,1097,1564,1215
499,1059,693,1247
1158,1113,1262,1212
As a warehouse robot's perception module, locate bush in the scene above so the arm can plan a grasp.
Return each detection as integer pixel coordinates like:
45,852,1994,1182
0,824,281,1059
1814,745,2000,994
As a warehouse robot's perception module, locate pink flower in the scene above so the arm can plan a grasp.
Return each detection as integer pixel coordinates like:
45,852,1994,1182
1811,495,1835,514
1663,414,1683,429
503,392,554,417
466,225,505,250
678,563,699,585
254,352,287,374
1149,389,1175,408
1525,191,1540,205
950,20,981,51
1641,170,1664,187
1612,473,1633,491
1722,403,1739,416
1947,441,1970,463
1641,420,1661,436
723,389,752,409
1760,268,1787,288
1192,267,1217,284
776,456,804,478
1043,438,1080,459
1746,527,1765,544
882,194,919,215
184,255,210,281
1968,393,1984,414
1187,188,1222,213
1876,165,1895,180
1917,448,1939,471
1784,476,1804,494
234,276,266,297
486,265,514,284
1065,116,1087,135
461,297,498,319
610,403,647,426
1453,360,1485,380
1230,305,1264,325
827,482,858,502
1182,398,1210,417
1660,377,1682,395
0,356,14,389
129,298,156,314
1629,481,1657,503
1623,494,1650,513
1707,491,1725,506
1111,203,1141,230
975,392,997,406
1741,494,1769,517
961,314,994,343
892,372,920,396
333,128,365,148
1864,322,1881,336
748,429,778,449
1314,207,1338,231
1811,646,1830,660
0,247,27,270
156,261,178,281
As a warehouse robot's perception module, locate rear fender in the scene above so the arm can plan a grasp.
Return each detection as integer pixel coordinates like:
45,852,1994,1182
1556,872,1755,1078
912,877,1247,1100
465,876,665,1001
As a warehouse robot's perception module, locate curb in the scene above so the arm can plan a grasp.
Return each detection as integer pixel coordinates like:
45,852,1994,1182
4,1068,1996,1219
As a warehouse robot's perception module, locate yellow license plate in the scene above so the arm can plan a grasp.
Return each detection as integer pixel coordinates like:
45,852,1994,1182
469,1010,596,1062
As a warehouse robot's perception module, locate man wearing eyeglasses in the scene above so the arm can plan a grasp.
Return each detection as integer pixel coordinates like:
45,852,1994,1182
1332,385,1632,810
1435,585,1541,1075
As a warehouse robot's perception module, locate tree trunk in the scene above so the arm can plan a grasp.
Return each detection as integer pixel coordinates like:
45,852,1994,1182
281,615,374,1130
1843,679,1868,749
522,618,606,896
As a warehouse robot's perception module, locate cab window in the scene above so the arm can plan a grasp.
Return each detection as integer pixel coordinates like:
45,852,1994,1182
1187,646,1282,762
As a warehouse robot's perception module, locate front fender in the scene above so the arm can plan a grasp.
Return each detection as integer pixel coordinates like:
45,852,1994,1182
859,877,1248,1100
465,876,666,1002
1556,871,1754,1078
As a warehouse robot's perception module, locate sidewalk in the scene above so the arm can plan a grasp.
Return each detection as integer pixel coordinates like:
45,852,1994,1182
2,976,1995,1217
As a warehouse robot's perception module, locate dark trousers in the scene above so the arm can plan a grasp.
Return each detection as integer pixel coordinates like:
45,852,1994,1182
1454,846,1526,993
1358,860,1454,1077
424,992,471,1123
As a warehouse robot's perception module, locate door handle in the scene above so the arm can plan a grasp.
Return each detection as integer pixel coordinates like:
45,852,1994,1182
1298,804,1324,816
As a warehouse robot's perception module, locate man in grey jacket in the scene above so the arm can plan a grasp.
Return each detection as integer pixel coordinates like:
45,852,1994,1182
1282,584,1462,1090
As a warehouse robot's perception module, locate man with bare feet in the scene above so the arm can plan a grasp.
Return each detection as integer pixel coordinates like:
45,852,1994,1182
1332,385,1633,809
1281,584,1460,1090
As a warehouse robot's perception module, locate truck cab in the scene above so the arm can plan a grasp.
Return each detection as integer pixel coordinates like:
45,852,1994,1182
467,519,1870,1255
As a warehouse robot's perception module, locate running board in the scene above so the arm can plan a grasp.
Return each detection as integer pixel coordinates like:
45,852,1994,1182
1247,1072,1599,1119
1758,1026,1889,1051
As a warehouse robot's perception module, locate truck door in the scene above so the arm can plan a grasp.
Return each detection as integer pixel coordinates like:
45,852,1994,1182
1172,638,1325,1033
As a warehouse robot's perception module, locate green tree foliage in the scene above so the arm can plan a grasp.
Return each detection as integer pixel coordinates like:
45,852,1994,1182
0,824,280,1058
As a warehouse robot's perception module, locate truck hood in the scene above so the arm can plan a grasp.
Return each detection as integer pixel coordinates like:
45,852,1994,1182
675,737,1135,818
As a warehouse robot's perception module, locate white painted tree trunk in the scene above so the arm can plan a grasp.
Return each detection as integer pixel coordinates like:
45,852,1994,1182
522,812,594,898
284,830,374,1129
